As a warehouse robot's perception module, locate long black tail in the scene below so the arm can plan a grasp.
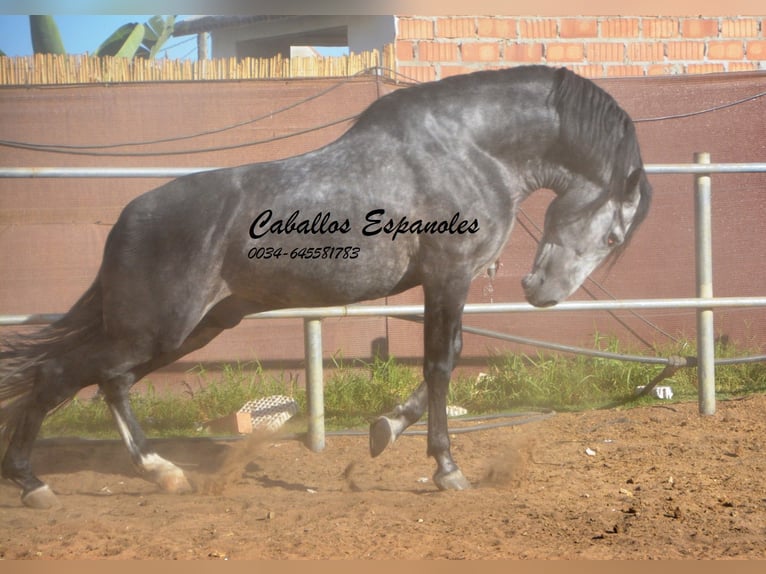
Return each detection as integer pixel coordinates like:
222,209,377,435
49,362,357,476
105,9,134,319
0,280,103,453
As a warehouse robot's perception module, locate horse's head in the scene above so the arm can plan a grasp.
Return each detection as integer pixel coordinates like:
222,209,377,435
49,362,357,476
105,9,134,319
522,165,651,308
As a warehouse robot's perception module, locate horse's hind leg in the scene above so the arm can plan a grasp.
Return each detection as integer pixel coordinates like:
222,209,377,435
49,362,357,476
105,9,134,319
1,362,83,508
99,372,191,495
97,322,226,494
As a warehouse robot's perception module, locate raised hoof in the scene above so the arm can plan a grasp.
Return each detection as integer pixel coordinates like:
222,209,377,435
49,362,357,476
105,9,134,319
156,471,192,494
22,484,61,509
369,416,396,458
433,469,472,491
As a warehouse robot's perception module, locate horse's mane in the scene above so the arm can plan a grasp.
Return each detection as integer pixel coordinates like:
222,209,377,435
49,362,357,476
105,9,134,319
548,67,637,184
549,67,652,257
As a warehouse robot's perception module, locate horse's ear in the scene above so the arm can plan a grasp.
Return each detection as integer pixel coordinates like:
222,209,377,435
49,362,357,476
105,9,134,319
625,167,643,199
627,167,642,190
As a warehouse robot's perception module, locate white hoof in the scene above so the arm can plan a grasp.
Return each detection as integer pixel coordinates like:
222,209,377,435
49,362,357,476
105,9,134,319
433,469,472,491
370,416,397,458
156,471,193,494
22,484,61,509
141,453,192,494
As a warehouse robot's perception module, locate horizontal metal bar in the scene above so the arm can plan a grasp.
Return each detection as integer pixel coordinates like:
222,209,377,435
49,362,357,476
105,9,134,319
0,167,216,178
644,163,766,175
3,297,766,326
1,163,766,179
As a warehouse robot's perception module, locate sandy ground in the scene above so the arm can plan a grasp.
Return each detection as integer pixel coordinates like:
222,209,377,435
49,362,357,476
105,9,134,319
1,394,765,560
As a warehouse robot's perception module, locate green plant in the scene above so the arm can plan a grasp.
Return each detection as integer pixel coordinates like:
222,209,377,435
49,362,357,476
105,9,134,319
39,336,766,439
96,16,176,59
322,355,421,428
29,16,65,55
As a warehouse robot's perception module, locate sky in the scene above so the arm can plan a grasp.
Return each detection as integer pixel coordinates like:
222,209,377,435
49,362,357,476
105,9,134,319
0,15,202,59
0,15,348,60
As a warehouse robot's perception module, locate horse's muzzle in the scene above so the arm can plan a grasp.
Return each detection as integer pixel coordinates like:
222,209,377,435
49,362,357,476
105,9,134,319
521,272,558,308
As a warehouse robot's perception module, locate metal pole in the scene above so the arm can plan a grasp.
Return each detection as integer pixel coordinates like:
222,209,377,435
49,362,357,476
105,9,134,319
694,152,716,415
303,318,325,451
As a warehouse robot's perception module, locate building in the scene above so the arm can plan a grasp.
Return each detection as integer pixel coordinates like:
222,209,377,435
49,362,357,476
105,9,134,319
173,14,766,79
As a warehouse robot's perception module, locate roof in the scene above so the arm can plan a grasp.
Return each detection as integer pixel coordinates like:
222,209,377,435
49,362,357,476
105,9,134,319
172,16,294,37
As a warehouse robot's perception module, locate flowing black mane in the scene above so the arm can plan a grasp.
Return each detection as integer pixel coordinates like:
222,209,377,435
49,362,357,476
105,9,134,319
548,67,651,257
548,67,637,184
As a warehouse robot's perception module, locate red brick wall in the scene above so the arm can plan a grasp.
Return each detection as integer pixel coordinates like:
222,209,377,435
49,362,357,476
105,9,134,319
395,16,766,80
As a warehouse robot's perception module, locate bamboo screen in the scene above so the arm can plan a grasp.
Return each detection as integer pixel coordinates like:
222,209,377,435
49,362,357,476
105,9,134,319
0,45,395,85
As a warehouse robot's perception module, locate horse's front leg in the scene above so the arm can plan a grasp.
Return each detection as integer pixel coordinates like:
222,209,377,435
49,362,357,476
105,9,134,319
369,380,427,457
369,316,465,459
100,376,192,494
423,280,472,490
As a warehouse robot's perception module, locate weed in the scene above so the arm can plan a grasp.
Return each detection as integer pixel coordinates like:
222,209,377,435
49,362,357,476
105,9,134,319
40,337,766,438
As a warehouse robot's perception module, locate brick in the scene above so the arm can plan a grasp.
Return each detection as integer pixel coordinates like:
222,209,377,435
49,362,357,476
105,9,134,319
605,64,644,77
397,18,434,40
629,42,665,62
395,40,415,61
206,412,253,435
721,19,759,37
643,18,678,38
560,19,598,38
687,63,726,74
477,17,517,39
436,17,475,39
398,65,436,82
587,42,625,62
461,42,501,62
601,18,639,38
682,19,719,38
648,64,682,75
746,40,766,59
440,65,477,78
729,62,759,71
666,41,705,60
570,64,603,78
504,42,544,62
418,41,459,62
519,19,557,39
707,41,744,60
546,43,585,62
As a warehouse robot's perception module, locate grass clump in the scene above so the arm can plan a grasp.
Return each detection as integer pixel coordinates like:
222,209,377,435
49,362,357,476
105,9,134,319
39,337,766,439
41,361,302,439
322,355,421,428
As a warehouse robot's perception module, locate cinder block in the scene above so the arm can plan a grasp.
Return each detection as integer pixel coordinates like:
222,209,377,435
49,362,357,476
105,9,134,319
206,412,253,435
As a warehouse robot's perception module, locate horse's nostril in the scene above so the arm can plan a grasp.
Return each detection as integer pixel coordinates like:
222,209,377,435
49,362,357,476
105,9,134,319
521,273,541,291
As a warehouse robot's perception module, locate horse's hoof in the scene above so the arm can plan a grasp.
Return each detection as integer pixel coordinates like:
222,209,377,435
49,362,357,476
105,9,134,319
22,484,61,509
433,469,472,491
369,416,396,458
156,471,192,494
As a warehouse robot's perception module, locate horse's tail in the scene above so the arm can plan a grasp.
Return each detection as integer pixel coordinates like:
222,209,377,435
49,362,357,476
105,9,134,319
0,280,103,454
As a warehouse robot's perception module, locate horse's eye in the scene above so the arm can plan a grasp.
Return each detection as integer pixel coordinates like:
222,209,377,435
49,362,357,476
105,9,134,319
607,232,621,247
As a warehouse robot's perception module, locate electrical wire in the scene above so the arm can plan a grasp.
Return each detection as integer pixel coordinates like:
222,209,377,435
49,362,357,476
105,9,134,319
0,73,362,153
2,67,762,156
0,115,359,157
633,90,766,123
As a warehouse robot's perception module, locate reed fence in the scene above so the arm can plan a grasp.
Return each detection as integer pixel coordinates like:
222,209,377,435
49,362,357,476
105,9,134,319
0,45,395,85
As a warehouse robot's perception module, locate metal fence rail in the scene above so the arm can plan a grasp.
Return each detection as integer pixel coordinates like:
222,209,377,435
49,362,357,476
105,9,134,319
2,158,766,450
